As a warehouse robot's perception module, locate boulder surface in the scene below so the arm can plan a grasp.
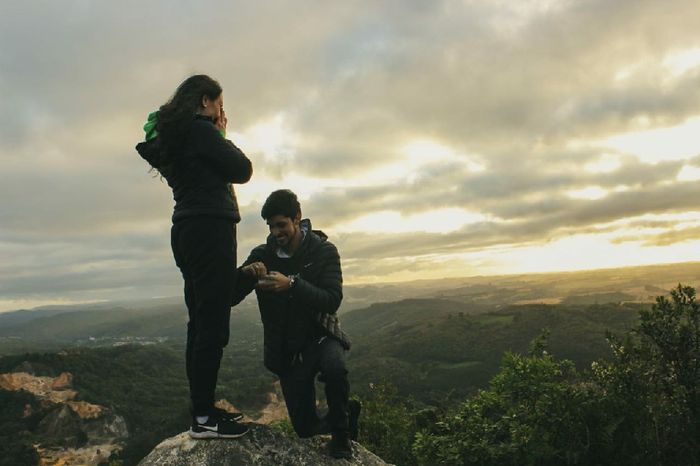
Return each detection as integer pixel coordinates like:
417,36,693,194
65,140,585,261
138,424,390,466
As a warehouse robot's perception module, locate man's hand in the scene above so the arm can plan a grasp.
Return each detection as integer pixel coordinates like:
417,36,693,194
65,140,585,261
257,271,292,293
242,261,267,279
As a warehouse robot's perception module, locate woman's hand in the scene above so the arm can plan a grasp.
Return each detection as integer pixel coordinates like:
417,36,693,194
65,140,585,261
242,261,267,279
257,271,292,293
215,108,228,131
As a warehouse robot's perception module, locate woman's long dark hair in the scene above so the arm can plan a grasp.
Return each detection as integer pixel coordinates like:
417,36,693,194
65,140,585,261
157,74,222,146
149,75,222,174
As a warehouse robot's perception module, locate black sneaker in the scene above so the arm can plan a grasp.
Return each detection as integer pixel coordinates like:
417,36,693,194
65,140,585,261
189,414,249,439
213,406,244,422
328,431,352,459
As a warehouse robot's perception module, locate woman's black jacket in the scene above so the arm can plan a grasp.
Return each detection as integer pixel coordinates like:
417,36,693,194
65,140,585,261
135,116,252,223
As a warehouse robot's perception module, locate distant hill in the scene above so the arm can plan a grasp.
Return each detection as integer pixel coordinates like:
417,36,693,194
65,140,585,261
2,263,696,465
0,290,668,465
343,298,641,404
2,262,692,402
5,260,700,320
0,299,261,354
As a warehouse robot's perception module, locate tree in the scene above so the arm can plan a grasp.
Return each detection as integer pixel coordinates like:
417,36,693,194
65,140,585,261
414,285,700,466
592,284,700,465
358,383,420,466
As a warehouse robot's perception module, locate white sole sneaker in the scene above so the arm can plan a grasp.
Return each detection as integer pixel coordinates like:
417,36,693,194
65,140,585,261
189,427,248,439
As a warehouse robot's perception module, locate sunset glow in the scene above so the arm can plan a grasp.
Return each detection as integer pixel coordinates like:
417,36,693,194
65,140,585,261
2,0,700,310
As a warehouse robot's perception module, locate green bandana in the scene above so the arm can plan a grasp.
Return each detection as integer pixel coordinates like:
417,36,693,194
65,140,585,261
143,111,159,141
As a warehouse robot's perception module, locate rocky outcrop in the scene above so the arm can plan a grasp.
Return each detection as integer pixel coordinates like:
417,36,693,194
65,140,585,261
51,372,73,390
67,401,104,419
0,371,77,403
0,368,128,465
82,410,129,444
37,404,87,448
36,443,122,466
138,424,390,466
250,381,288,425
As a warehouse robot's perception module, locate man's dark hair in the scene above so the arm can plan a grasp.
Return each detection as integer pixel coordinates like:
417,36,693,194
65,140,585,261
261,189,301,220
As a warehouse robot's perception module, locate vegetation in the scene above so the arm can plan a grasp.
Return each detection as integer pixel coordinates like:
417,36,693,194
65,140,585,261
0,390,41,466
346,300,640,404
356,384,421,466
1,282,698,465
410,284,700,466
0,343,273,465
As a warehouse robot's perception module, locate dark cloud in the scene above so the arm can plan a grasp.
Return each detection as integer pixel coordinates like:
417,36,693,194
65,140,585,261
331,181,700,261
612,226,700,247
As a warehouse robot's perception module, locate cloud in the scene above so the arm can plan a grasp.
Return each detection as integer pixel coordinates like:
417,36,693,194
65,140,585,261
612,226,700,247
2,0,700,308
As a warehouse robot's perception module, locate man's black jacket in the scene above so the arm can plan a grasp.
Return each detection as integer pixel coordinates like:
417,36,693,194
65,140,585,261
232,219,350,375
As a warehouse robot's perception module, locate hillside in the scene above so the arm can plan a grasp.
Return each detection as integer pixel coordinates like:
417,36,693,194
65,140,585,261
343,299,641,403
1,265,696,465
4,260,698,355
0,298,644,465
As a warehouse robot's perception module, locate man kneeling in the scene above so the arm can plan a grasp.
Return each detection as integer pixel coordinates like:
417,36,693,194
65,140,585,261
232,189,360,459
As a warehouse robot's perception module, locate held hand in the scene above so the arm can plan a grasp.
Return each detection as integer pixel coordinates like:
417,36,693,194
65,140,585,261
257,271,292,293
242,261,267,279
215,108,228,131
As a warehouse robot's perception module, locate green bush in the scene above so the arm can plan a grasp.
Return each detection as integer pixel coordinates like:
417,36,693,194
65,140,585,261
358,383,421,466
414,285,700,466
591,284,700,465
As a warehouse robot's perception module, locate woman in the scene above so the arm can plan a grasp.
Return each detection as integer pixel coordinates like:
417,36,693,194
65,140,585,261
136,75,252,439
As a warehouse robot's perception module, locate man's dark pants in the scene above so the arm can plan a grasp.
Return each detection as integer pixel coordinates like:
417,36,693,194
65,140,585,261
280,337,350,437
171,217,237,416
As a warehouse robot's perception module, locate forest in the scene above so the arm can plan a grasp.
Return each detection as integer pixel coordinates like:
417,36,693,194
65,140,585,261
0,281,698,465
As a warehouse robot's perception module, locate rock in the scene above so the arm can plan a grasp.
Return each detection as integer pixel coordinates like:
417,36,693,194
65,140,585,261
51,372,73,390
67,401,104,419
253,381,288,424
35,442,123,466
0,371,77,403
138,424,390,466
36,404,129,449
82,411,129,444
215,399,242,417
37,404,87,448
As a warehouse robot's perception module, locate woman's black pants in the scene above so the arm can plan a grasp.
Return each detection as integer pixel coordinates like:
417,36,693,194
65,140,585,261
171,217,237,416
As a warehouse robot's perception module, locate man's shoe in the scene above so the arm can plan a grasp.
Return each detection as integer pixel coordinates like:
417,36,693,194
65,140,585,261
213,406,244,422
348,399,361,441
189,414,249,439
328,431,352,459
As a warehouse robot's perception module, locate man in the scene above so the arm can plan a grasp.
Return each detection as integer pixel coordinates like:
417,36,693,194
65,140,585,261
232,189,360,459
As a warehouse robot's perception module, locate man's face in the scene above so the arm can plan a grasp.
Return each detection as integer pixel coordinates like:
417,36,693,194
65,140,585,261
266,214,300,247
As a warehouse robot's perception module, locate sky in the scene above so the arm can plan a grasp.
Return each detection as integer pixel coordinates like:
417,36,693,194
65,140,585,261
2,0,700,311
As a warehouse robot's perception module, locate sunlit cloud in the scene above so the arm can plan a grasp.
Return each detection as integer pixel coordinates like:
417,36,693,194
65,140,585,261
566,186,609,200
594,116,700,164
676,164,700,182
403,139,485,172
584,154,622,174
232,113,301,162
501,233,700,274
663,47,700,79
332,208,489,234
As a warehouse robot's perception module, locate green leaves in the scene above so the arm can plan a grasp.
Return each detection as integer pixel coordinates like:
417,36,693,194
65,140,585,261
413,284,700,466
